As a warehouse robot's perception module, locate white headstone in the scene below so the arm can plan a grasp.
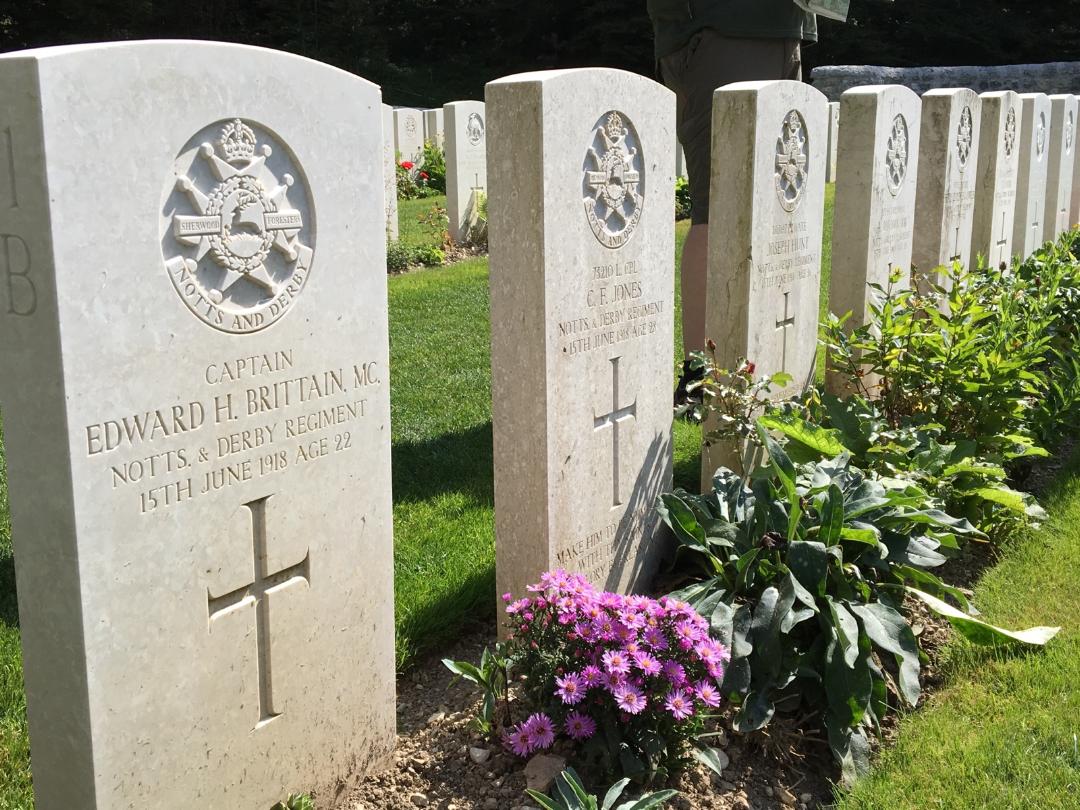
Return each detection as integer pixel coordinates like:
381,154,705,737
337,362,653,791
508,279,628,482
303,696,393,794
969,91,1021,269
702,80,827,485
1072,108,1080,225
1012,93,1051,259
394,106,424,164
676,141,687,178
826,101,840,182
444,100,487,243
1044,94,1077,243
912,88,981,286
488,68,675,605
826,85,921,395
423,107,445,149
382,103,399,240
0,42,395,807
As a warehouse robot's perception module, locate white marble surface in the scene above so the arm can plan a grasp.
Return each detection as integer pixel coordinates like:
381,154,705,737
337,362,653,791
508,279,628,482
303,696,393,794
423,107,445,148
912,88,981,286
970,91,1021,268
1044,94,1077,242
0,40,394,808
702,80,827,484
444,100,486,243
383,103,399,240
487,68,675,610
1012,93,1051,258
394,107,424,164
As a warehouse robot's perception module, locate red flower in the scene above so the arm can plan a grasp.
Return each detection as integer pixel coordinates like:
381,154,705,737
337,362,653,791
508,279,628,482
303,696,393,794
419,171,429,180
744,361,756,374
400,160,414,170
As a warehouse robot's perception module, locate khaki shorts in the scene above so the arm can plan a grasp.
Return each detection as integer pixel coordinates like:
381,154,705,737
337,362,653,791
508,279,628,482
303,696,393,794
660,29,803,225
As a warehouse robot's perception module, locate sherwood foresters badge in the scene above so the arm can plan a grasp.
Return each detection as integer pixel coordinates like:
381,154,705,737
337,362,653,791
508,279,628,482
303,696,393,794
163,118,314,333
885,114,909,196
956,106,973,168
583,111,644,249
775,109,808,212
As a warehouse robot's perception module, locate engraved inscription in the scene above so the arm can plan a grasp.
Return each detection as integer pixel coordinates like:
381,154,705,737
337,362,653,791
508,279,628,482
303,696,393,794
583,111,644,249
886,114,909,195
2,127,16,209
466,113,485,146
593,356,637,509
956,106,973,168
1,233,35,316
1004,107,1017,158
775,110,808,212
558,261,664,356
163,119,314,334
207,495,310,729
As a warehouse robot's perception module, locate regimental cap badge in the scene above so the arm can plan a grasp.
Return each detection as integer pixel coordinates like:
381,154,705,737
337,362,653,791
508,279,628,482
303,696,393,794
1004,107,1017,158
885,114,909,196
774,109,809,212
582,109,644,249
956,106,973,168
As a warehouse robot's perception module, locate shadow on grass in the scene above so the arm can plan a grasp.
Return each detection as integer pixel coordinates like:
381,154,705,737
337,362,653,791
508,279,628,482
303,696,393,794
0,552,15,628
396,563,495,668
391,421,494,504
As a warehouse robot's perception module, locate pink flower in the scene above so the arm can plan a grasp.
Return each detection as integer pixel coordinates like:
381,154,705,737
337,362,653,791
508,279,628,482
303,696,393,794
662,660,687,686
665,688,695,721
634,652,662,677
602,649,631,676
613,684,647,715
695,680,722,708
503,724,534,758
643,626,669,650
564,711,597,740
581,665,603,688
525,713,556,749
501,592,512,603
556,672,587,705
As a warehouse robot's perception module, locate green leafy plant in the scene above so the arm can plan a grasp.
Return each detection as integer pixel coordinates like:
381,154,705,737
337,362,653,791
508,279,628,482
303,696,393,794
674,176,691,221
272,794,314,810
658,423,1054,782
526,768,678,810
420,140,447,192
443,643,511,735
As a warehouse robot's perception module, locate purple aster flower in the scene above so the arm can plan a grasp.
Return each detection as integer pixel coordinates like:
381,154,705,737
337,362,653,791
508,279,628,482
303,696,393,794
634,652,662,677
556,672,587,705
662,660,687,686
614,684,647,715
602,649,631,675
643,626,669,651
695,679,723,708
504,723,534,758
581,665,603,687
674,619,701,644
665,688,695,721
525,713,556,750
564,711,598,740
593,616,617,640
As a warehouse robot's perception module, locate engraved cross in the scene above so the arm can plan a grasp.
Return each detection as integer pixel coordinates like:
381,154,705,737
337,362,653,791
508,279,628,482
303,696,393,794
775,291,797,374
995,209,1009,266
207,495,310,729
948,224,962,264
594,356,637,509
1031,200,1041,249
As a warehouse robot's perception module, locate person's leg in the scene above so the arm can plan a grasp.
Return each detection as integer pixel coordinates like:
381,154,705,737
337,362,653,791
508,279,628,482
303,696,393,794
679,223,709,358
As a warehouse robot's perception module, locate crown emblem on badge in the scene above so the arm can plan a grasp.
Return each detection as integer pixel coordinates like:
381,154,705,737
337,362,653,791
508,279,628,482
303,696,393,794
605,112,627,141
219,118,259,164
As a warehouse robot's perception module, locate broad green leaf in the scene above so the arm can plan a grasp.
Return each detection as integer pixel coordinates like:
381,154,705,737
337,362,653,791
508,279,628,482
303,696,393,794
617,790,680,810
691,746,728,778
601,778,631,810
759,411,847,458
906,588,1060,646
818,484,845,545
787,540,829,596
523,790,563,810
826,598,860,668
827,722,871,786
969,486,1032,514
850,602,921,707
656,493,707,547
442,659,484,685
839,526,880,545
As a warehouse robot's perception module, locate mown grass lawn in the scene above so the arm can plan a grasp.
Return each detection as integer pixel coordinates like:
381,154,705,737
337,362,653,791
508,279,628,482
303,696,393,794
834,448,1080,810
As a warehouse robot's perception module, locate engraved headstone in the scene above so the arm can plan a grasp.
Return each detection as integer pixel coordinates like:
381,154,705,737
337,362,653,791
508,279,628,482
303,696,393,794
912,89,981,286
826,85,921,395
0,42,395,808
702,80,828,485
394,106,424,164
1012,93,1052,259
970,91,1021,269
444,100,486,243
383,103,400,240
423,107,445,149
488,68,675,607
1043,94,1077,242
826,101,840,182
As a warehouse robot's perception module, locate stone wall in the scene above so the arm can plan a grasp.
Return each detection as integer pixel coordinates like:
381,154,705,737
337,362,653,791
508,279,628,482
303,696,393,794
810,62,1080,102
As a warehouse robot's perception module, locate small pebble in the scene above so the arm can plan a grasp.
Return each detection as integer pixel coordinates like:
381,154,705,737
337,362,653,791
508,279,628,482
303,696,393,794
764,786,774,797
801,793,813,803
409,793,429,808
426,710,446,726
469,746,492,765
483,799,498,810
776,786,797,806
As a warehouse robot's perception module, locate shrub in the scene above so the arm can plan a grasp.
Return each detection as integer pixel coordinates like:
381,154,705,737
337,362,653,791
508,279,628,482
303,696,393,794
446,571,729,785
674,176,692,221
420,141,447,192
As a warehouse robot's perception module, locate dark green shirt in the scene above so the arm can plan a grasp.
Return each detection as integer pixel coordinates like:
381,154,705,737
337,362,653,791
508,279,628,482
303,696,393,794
648,0,818,60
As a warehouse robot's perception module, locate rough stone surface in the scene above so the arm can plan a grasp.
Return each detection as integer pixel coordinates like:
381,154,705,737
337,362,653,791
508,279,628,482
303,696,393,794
811,62,1080,103
523,754,568,793
1012,93,1052,259
1044,94,1077,242
383,103,400,240
826,101,839,182
970,91,1021,268
912,88,981,286
488,68,675,607
444,100,487,243
395,106,425,164
0,41,395,808
702,80,827,484
827,84,921,397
